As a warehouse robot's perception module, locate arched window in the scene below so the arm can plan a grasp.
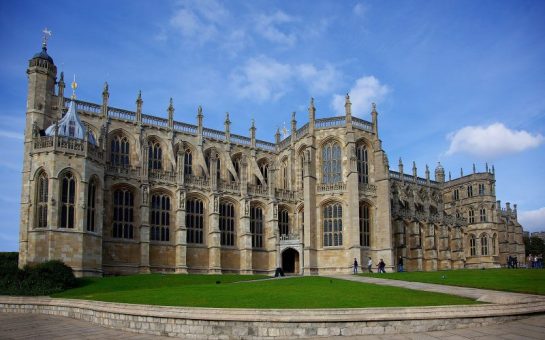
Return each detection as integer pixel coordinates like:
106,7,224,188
469,235,476,256
282,160,288,189
478,183,485,195
467,185,473,198
150,194,170,242
186,198,204,244
35,171,48,228
453,189,459,201
481,234,488,256
184,149,192,176
279,209,289,236
219,202,235,246
259,162,268,186
322,141,342,184
359,202,370,246
356,144,369,184
492,234,497,255
60,172,76,228
148,140,162,170
110,135,130,167
112,188,134,239
480,208,487,222
468,209,475,224
250,205,263,248
323,202,342,246
86,179,97,232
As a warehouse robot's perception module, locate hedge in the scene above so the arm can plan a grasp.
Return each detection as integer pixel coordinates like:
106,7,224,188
0,253,76,296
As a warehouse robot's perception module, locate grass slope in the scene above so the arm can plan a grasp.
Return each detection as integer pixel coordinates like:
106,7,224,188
362,269,545,295
53,275,478,308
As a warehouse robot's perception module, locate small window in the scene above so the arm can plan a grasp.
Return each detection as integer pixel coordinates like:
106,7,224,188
356,144,369,184
467,185,473,198
36,172,48,228
480,208,487,222
453,189,459,201
478,183,485,195
468,209,475,224
148,141,162,170
481,234,488,256
60,172,76,228
184,149,192,176
279,209,289,236
469,235,476,256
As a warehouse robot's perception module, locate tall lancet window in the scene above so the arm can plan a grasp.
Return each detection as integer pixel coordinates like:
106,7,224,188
60,172,76,228
356,144,369,184
150,194,170,242
250,205,263,248
111,136,130,167
184,149,192,176
322,141,342,184
112,188,134,239
323,202,343,246
219,202,235,246
279,209,289,236
148,140,162,170
86,179,97,232
36,171,48,228
186,198,204,244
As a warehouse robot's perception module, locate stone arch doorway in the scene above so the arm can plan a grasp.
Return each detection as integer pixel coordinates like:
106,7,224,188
281,248,300,274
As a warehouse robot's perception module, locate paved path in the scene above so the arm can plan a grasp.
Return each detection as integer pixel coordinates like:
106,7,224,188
1,312,544,339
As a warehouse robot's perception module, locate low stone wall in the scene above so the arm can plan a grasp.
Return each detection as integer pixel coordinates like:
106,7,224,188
1,296,545,339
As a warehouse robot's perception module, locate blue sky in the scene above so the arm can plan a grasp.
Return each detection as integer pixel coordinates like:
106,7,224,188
1,0,544,250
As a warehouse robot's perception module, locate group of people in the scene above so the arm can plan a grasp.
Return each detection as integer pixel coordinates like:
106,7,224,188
527,254,543,269
352,257,401,274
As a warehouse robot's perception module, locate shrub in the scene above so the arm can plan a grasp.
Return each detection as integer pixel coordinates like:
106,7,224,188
0,258,76,296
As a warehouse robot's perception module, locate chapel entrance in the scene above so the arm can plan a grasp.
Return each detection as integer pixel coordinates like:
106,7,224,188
281,248,299,274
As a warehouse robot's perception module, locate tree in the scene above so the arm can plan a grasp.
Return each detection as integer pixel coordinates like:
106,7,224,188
524,236,545,256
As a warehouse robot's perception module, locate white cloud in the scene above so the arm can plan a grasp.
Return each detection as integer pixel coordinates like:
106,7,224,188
0,130,24,140
446,123,544,158
255,11,298,46
331,76,389,116
231,57,341,102
519,207,545,233
353,3,366,17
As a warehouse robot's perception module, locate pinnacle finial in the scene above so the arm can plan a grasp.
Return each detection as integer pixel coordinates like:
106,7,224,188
399,157,403,165
225,112,230,123
310,97,315,108
137,90,142,100
371,102,377,113
169,97,174,108
41,27,52,50
71,74,77,99
103,81,109,93
251,118,255,129
60,72,64,82
197,105,203,117
291,111,296,121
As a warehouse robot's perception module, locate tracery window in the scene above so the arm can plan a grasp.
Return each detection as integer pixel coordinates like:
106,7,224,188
480,208,487,222
86,179,97,232
184,149,192,176
148,140,162,170
259,162,268,186
356,144,369,184
36,171,48,228
60,172,76,229
219,202,235,246
150,194,170,242
453,189,459,201
323,202,342,247
250,205,263,248
481,234,489,256
478,183,485,195
467,185,473,198
468,209,475,224
359,202,370,247
112,188,134,239
322,141,342,184
110,136,130,167
469,235,476,256
279,209,289,236
186,198,204,244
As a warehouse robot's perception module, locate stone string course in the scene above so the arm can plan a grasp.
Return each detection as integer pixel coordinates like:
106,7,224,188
1,296,545,339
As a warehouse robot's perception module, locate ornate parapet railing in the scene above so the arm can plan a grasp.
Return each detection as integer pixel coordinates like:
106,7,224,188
248,184,268,198
280,233,300,242
185,175,210,190
218,180,240,195
149,169,176,183
359,183,377,196
173,121,198,135
32,136,103,162
317,182,346,193
275,188,299,202
105,164,140,178
142,114,168,128
352,117,373,132
108,107,135,121
315,116,345,129
256,140,276,152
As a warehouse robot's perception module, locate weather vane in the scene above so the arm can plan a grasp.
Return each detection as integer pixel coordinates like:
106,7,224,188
71,74,78,99
42,27,52,48
281,121,288,138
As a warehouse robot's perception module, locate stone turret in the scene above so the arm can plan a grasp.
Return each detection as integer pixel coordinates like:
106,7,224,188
435,162,445,183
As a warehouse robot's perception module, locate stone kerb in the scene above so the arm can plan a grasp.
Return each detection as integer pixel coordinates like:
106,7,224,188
1,295,545,339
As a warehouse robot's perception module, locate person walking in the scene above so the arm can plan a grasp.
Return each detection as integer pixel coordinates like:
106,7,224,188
378,259,386,273
397,256,404,272
367,257,373,273
353,258,358,274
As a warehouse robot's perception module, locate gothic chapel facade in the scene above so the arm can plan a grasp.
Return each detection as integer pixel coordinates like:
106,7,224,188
19,43,525,277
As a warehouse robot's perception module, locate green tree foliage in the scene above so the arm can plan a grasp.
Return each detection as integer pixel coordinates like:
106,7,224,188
524,236,545,256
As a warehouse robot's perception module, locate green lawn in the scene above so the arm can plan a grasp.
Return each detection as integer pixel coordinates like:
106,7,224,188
361,269,545,295
52,274,478,308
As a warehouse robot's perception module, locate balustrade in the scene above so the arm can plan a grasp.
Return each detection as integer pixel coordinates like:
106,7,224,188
185,175,210,189
218,180,240,194
248,184,268,197
352,117,373,132
142,114,168,128
317,182,346,193
108,107,135,121
105,164,140,178
203,127,226,141
359,183,377,195
315,116,345,129
149,169,176,182
173,121,198,135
